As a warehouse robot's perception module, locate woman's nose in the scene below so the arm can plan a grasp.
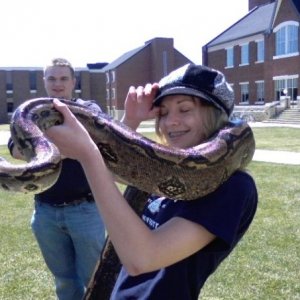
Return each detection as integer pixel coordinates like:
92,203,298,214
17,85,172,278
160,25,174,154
165,113,180,126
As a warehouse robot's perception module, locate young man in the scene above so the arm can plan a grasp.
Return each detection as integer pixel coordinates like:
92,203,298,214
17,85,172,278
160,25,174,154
8,58,105,300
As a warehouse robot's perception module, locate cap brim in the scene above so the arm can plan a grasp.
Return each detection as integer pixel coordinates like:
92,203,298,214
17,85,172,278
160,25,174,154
153,87,225,113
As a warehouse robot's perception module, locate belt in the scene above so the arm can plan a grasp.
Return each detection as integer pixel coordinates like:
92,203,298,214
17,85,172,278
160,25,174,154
49,194,94,207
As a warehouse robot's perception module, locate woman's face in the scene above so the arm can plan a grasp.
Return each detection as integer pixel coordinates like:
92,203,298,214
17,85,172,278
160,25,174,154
158,95,207,149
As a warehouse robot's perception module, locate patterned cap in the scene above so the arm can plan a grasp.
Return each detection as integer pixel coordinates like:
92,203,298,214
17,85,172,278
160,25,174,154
153,64,234,117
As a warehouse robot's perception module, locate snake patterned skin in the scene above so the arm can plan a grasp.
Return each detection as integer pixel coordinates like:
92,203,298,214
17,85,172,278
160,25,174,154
0,97,255,200
1,97,255,299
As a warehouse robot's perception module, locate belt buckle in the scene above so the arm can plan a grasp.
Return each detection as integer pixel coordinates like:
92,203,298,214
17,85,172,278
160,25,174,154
55,202,69,207
54,195,93,207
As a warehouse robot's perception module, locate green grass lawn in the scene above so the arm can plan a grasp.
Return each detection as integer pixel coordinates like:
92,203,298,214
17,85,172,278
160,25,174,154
0,127,299,299
252,127,300,152
140,126,300,152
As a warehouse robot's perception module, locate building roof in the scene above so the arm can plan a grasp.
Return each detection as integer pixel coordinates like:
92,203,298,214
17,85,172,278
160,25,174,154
206,2,276,47
101,44,147,72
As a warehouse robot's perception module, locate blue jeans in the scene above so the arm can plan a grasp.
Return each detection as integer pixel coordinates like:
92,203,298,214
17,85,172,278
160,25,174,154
31,200,105,300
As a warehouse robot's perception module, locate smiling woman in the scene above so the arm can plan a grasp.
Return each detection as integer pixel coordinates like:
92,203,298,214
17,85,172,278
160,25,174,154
37,63,258,300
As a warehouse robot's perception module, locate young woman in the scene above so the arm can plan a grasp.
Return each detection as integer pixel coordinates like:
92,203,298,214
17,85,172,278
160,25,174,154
46,64,258,300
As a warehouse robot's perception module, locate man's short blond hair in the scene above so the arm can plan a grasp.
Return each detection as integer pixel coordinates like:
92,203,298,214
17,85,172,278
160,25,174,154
44,58,75,78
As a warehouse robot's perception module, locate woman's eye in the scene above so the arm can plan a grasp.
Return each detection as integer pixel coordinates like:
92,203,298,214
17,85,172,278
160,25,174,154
181,108,191,113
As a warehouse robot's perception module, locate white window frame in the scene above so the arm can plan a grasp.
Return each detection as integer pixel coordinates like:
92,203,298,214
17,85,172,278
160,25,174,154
239,82,249,104
105,72,110,84
111,88,116,100
256,40,264,63
273,21,299,59
255,80,265,104
111,70,116,83
226,47,234,68
273,75,299,101
240,43,249,66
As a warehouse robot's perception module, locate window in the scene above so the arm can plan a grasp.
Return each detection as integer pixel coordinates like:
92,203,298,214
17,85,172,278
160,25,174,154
163,51,168,75
226,47,234,67
7,91,14,113
274,22,299,57
256,81,265,103
6,71,13,113
274,76,298,101
29,71,37,97
256,40,264,62
105,72,110,84
110,70,116,83
29,71,37,90
240,83,249,103
274,79,286,101
74,71,82,98
287,78,298,101
6,71,13,91
75,71,82,90
111,88,116,100
240,44,249,65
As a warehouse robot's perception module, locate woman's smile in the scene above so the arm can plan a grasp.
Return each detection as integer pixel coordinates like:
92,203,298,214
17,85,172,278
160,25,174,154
158,95,206,149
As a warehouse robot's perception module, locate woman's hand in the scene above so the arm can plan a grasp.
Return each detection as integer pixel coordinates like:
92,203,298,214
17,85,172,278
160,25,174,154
45,99,97,161
121,83,160,130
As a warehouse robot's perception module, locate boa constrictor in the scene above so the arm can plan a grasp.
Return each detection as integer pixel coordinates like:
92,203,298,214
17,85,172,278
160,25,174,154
1,97,255,299
1,97,255,201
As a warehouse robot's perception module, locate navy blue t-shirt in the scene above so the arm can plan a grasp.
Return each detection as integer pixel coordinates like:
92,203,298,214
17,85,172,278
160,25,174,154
110,170,258,300
34,158,92,204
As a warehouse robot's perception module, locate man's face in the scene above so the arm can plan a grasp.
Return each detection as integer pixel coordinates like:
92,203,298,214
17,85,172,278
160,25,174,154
44,66,76,100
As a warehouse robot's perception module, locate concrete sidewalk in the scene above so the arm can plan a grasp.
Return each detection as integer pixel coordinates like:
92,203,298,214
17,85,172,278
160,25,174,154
1,124,300,165
253,149,300,165
0,131,10,146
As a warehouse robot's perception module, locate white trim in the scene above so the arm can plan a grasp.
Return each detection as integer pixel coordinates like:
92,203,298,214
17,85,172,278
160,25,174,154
273,74,299,80
273,21,299,32
207,34,264,52
273,52,299,59
239,42,249,46
0,67,43,71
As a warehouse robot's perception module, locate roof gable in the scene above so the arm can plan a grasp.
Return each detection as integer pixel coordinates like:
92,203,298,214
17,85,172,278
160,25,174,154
206,2,276,47
101,44,147,72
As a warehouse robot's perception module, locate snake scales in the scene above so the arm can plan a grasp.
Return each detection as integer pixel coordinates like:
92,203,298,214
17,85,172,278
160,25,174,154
1,97,255,299
1,97,255,200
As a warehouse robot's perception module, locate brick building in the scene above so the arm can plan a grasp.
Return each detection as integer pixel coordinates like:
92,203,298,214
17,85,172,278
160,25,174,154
102,37,193,119
202,0,300,119
0,66,106,124
0,38,192,123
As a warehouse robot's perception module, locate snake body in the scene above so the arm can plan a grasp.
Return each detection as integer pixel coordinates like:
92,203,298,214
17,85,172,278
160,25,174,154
0,97,255,200
1,97,255,299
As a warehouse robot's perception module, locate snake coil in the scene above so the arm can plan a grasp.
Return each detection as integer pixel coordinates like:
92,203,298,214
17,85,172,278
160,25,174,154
0,97,255,299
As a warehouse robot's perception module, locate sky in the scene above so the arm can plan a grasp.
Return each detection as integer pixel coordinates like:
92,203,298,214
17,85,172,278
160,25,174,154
1,0,248,68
